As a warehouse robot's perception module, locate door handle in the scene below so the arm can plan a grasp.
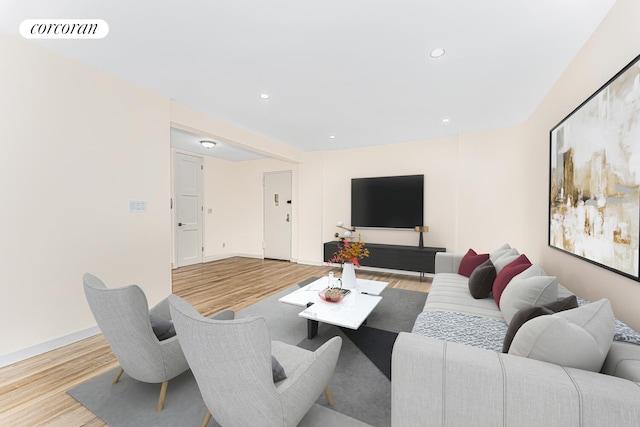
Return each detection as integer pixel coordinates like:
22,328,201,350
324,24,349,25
178,222,183,226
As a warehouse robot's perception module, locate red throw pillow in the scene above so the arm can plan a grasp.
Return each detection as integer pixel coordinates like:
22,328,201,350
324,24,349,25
492,254,532,307
458,249,490,277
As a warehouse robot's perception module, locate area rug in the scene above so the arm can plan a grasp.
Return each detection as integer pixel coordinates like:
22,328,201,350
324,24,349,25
68,279,427,427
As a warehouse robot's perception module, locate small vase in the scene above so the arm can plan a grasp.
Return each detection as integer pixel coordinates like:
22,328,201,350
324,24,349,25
341,262,357,289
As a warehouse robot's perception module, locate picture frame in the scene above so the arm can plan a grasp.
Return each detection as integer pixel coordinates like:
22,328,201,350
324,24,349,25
549,53,640,281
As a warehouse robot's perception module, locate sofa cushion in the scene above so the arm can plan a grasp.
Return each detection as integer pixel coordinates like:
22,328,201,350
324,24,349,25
467,259,496,299
502,295,578,353
500,274,558,325
458,249,490,277
508,299,615,372
423,273,503,320
492,255,532,307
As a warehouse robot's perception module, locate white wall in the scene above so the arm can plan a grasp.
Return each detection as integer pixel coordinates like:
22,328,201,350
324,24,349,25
318,138,458,251
0,32,172,361
199,155,299,261
202,155,241,259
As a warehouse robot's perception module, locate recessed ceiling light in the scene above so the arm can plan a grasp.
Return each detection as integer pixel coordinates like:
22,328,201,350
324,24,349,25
430,48,446,58
329,135,336,139
200,140,216,149
259,93,270,99
441,117,451,124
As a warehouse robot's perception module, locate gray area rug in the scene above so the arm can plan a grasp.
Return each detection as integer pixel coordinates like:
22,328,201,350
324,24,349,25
68,280,427,427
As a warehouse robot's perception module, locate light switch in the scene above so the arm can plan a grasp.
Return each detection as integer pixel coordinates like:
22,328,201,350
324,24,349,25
129,200,147,213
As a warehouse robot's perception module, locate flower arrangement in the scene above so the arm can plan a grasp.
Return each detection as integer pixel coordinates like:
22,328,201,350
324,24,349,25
327,235,370,267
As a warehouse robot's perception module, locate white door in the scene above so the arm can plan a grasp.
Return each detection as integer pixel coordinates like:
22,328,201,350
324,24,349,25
174,152,203,267
264,171,292,260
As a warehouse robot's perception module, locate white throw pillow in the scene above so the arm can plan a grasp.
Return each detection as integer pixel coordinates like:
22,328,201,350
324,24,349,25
493,252,519,274
500,275,558,325
508,299,614,372
490,245,517,265
517,263,547,278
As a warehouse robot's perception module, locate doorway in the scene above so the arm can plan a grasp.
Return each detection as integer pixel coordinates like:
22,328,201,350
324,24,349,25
263,171,292,261
174,152,204,267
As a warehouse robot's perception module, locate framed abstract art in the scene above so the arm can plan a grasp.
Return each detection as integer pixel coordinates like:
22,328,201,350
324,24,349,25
549,53,640,281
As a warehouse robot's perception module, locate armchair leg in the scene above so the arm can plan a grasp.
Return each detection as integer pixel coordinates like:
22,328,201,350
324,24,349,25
324,386,334,406
201,411,212,427
157,381,168,412
112,368,124,384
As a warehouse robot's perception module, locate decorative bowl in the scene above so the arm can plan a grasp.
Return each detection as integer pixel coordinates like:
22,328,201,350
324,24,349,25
318,288,347,303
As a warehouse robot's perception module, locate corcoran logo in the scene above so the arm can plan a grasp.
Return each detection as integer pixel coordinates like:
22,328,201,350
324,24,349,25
20,19,109,39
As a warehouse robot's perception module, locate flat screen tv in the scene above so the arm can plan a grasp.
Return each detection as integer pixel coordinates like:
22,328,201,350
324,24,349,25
351,175,424,229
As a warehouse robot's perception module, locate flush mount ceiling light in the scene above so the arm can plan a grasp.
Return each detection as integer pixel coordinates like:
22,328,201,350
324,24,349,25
200,140,216,149
259,93,270,99
430,48,446,58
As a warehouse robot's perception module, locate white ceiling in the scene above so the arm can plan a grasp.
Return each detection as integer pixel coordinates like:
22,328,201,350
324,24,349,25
1,0,617,158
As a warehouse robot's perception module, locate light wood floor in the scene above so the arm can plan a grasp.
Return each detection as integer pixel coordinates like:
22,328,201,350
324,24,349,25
0,257,431,426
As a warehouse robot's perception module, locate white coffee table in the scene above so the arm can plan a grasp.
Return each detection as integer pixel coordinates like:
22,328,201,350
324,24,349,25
279,277,389,338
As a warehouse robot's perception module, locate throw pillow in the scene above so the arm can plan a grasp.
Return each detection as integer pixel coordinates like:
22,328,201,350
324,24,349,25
500,275,559,325
490,246,518,266
149,315,177,341
492,255,532,307
458,249,490,277
489,243,512,262
502,295,578,353
468,259,497,299
542,294,579,312
492,253,519,274
508,298,615,372
272,355,287,382
518,263,547,278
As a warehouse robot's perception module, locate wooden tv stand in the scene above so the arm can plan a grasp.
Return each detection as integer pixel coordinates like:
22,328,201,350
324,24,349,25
323,242,446,280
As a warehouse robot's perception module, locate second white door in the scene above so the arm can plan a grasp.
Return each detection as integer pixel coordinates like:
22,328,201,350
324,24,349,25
263,171,292,261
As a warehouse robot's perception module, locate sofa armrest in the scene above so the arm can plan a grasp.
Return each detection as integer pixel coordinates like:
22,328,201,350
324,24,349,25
434,252,463,274
392,332,640,427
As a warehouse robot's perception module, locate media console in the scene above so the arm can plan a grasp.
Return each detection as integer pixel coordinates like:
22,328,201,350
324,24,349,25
323,241,446,280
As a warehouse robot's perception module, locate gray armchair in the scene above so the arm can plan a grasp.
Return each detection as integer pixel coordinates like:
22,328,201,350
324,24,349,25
83,273,192,412
168,294,342,427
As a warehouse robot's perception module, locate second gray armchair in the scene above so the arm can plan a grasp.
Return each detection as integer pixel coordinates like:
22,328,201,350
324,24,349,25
168,294,342,427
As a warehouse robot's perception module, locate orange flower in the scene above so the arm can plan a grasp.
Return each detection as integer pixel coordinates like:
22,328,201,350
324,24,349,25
327,235,369,267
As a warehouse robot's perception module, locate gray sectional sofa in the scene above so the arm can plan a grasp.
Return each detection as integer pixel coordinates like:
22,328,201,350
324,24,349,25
391,245,640,426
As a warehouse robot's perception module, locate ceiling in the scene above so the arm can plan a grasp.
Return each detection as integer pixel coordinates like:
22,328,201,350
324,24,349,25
171,128,266,162
1,0,617,159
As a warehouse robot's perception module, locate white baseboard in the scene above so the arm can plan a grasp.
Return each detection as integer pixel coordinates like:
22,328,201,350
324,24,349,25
203,253,236,263
296,259,325,267
0,326,101,368
235,252,264,260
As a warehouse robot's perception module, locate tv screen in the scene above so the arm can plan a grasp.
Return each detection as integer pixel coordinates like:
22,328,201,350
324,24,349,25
351,175,424,228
